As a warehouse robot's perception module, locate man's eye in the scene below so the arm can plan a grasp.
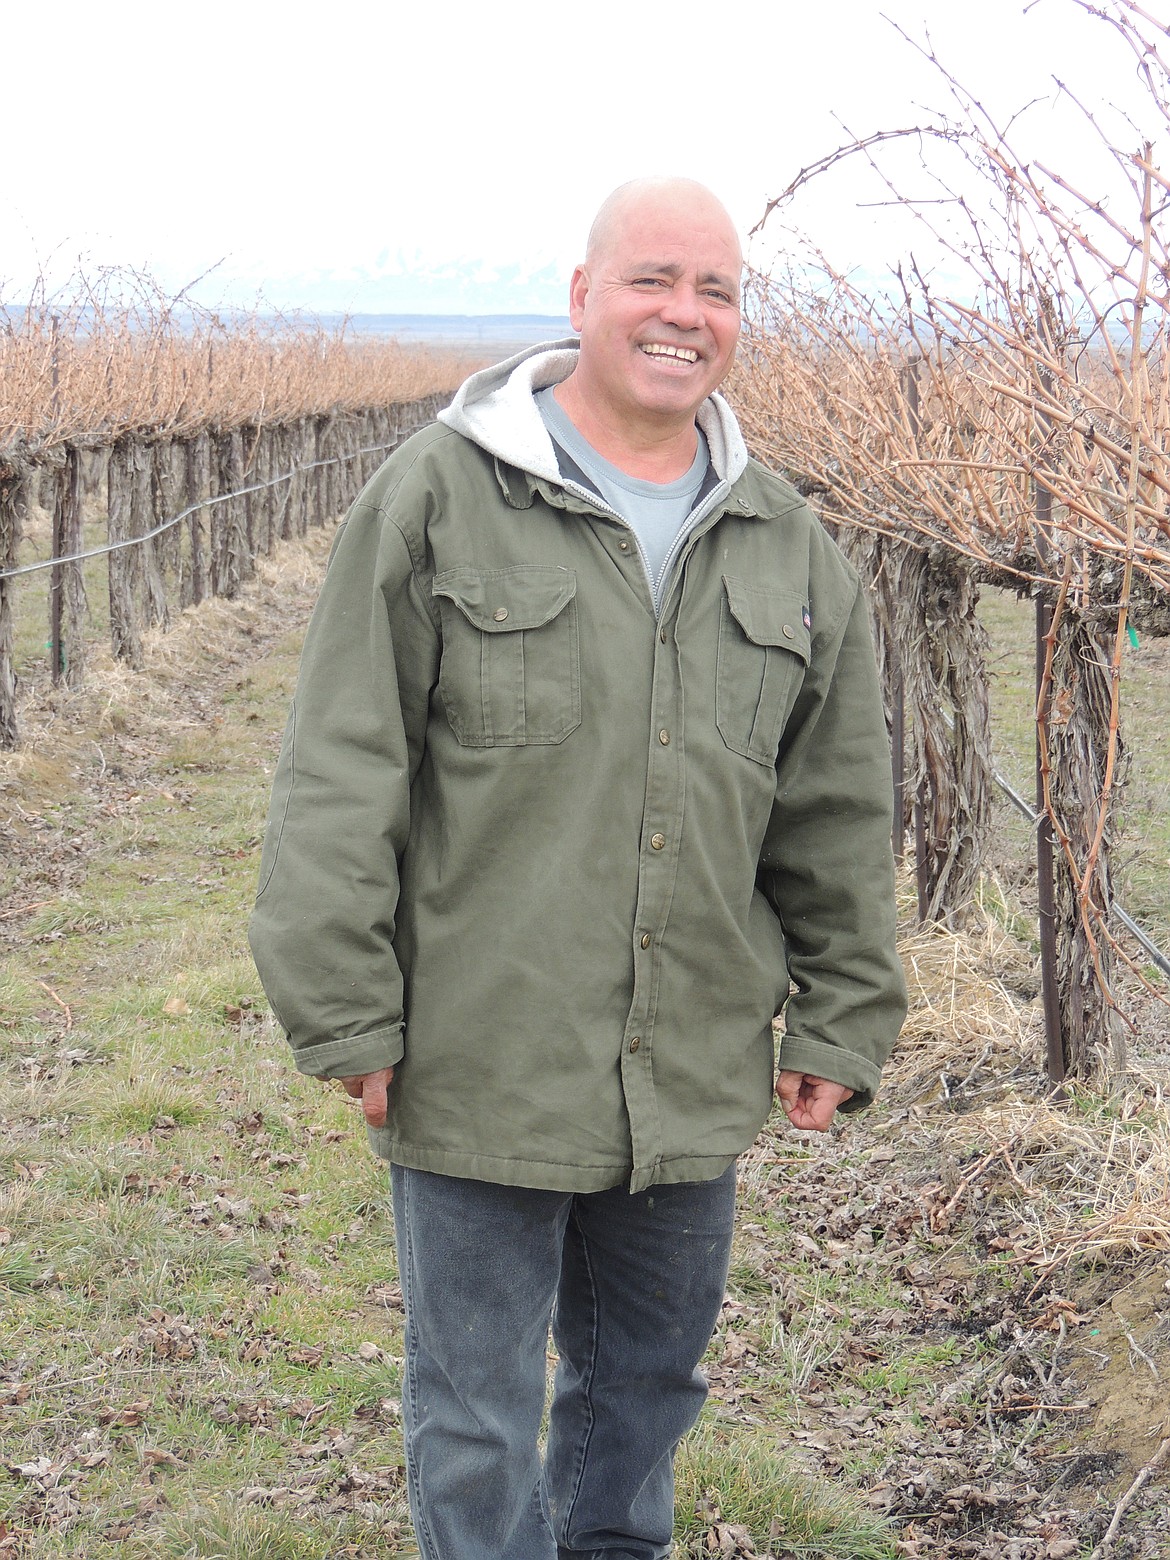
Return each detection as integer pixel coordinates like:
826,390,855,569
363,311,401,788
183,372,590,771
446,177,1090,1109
632,277,667,287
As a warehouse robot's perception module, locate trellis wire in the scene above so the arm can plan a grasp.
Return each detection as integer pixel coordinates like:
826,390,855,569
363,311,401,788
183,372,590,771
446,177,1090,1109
991,766,1170,982
0,438,410,582
0,396,447,745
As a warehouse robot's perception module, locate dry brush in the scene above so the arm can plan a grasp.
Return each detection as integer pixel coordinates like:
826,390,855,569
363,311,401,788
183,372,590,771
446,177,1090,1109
733,0,1170,1079
0,283,479,746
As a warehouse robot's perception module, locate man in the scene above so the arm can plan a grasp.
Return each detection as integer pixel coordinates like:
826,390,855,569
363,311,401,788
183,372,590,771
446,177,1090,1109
249,177,906,1560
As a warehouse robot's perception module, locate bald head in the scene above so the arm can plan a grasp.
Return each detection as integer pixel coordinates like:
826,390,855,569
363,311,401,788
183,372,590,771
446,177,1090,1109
556,174,744,464
585,178,742,273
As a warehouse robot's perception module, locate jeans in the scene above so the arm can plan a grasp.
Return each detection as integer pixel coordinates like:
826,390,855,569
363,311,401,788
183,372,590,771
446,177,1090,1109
390,1163,737,1560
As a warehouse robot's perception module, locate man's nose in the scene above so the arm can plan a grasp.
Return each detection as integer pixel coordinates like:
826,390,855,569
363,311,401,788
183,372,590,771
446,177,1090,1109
658,283,704,330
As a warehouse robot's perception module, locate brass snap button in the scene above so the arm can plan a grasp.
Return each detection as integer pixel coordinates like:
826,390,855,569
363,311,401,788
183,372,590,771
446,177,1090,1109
782,624,794,639
618,539,631,552
658,730,670,746
640,933,651,950
493,607,509,622
629,1036,641,1053
650,833,666,850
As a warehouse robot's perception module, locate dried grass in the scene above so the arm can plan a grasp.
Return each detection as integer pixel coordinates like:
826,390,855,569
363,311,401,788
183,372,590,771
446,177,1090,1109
941,1090,1170,1275
894,898,1170,1273
734,0,1170,1061
0,526,333,767
888,911,1044,1101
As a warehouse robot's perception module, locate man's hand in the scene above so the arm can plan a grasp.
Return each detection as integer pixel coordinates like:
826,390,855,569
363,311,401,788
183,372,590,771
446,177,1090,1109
775,1071,853,1133
328,1067,395,1128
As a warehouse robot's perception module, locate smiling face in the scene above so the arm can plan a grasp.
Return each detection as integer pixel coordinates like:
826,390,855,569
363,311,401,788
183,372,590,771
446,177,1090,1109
566,180,743,445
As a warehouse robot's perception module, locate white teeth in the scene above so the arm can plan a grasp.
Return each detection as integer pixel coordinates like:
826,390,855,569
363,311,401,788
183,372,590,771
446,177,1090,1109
641,344,699,363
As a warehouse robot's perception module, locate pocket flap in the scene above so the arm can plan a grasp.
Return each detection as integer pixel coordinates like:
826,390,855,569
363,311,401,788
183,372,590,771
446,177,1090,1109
722,576,811,663
433,566,577,632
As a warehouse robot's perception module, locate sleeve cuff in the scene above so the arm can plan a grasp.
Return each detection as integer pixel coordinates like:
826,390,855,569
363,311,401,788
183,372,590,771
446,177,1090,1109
289,1024,405,1080
775,1035,884,1111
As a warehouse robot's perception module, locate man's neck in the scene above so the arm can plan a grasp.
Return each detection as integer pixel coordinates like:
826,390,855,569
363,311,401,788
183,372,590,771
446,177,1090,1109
552,376,699,483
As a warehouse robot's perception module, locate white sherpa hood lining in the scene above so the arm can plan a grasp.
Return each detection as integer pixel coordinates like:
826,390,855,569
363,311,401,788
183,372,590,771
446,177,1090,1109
437,339,748,490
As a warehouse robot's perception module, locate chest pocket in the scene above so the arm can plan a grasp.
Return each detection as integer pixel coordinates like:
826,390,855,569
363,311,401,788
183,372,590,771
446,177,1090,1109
716,575,811,765
432,566,581,747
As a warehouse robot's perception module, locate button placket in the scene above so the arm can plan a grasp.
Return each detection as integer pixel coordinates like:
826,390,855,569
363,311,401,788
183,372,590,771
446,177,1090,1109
620,599,687,1183
621,507,749,1188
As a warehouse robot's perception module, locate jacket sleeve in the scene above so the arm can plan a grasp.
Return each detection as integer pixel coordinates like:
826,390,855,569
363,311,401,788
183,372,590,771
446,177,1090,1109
758,552,907,1109
248,493,438,1079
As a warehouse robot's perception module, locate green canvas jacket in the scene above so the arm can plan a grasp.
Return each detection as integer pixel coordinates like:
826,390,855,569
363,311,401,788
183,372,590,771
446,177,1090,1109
249,344,907,1193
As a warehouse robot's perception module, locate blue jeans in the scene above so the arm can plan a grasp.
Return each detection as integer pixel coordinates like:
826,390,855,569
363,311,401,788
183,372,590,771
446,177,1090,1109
390,1163,737,1560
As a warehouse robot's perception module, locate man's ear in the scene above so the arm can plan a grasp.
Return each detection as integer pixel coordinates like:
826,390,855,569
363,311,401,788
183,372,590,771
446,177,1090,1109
568,265,589,332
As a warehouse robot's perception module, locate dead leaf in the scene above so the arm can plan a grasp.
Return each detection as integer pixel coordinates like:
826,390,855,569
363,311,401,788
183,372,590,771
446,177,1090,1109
99,1400,151,1427
213,1194,252,1221
368,1281,403,1310
143,1449,187,1468
241,1484,291,1504
286,1343,325,1366
8,1456,57,1482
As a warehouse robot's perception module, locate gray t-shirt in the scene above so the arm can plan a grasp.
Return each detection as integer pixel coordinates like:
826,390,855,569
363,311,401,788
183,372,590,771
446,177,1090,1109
536,387,709,605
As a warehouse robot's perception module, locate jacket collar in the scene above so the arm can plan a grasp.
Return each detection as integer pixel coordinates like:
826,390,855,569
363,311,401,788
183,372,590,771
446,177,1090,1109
438,338,757,498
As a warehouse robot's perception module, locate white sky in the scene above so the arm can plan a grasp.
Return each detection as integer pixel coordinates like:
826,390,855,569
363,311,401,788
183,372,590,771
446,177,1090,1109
1,0,1162,315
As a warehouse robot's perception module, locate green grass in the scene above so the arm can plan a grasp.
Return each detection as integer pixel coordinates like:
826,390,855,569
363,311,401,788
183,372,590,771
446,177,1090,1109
977,585,1170,951
674,1422,897,1559
0,562,418,1555
10,505,113,677
0,569,912,1556
4,534,1167,1558
138,1502,382,1560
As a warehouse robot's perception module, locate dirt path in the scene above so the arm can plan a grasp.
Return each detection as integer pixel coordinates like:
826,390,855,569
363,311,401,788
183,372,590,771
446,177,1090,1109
1,529,331,952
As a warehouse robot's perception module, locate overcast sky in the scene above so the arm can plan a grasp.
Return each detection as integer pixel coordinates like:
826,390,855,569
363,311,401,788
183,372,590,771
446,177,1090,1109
1,0,1160,316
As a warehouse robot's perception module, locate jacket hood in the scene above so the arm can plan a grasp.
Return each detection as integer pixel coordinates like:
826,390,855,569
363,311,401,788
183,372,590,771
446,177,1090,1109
437,338,749,488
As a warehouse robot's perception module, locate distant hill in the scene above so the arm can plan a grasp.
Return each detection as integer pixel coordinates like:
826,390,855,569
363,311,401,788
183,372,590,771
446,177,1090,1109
0,298,574,359
341,313,574,354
